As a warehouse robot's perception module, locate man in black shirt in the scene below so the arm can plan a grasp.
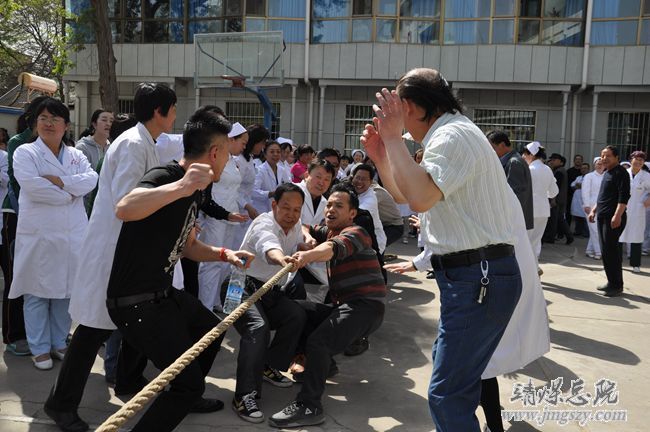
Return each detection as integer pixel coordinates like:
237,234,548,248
106,107,254,431
544,153,574,245
588,145,630,297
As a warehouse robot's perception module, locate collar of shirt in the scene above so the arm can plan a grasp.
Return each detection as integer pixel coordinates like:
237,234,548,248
136,122,157,148
421,112,459,146
499,149,518,168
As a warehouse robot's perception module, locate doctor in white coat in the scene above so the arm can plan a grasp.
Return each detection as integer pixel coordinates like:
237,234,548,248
44,83,177,430
522,142,558,270
582,158,605,259
252,141,291,214
296,159,336,294
619,151,650,272
198,122,249,310
10,99,98,370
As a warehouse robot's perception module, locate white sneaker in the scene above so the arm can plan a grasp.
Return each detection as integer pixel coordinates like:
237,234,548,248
586,252,595,258
51,348,66,361
594,255,601,260
632,266,641,273
32,354,53,370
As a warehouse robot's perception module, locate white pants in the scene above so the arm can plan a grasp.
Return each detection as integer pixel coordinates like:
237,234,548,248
527,217,548,264
198,219,237,311
586,218,601,256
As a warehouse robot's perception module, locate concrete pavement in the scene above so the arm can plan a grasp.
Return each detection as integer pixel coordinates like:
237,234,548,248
0,236,648,431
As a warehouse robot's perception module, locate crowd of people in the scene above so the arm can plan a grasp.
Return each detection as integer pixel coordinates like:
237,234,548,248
0,67,647,432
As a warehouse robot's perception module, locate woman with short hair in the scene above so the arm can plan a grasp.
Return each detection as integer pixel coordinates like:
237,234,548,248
10,98,98,370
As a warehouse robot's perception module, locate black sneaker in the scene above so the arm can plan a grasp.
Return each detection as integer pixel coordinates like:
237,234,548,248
603,288,623,297
268,401,324,428
263,366,293,388
232,391,264,423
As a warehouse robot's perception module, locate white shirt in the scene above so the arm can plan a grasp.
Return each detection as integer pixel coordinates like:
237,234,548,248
528,159,559,218
240,211,302,285
235,154,257,210
581,170,604,208
68,122,159,329
358,187,387,253
420,112,515,254
297,180,326,225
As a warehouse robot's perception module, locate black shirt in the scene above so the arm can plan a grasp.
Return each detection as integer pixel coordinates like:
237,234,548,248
596,164,630,216
107,163,210,298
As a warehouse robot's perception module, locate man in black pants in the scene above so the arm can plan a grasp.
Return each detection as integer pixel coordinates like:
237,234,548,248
589,145,630,297
269,184,386,428
223,183,308,424
44,83,178,432
106,107,253,431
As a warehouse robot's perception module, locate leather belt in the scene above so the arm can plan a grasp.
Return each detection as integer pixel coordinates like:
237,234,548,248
106,287,174,310
429,244,514,271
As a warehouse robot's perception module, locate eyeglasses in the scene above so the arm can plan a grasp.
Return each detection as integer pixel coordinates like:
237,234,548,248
37,116,65,125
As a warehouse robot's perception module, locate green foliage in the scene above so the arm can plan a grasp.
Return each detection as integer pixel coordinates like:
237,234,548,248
0,0,87,99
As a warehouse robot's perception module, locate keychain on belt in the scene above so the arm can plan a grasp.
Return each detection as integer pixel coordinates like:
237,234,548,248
478,260,489,304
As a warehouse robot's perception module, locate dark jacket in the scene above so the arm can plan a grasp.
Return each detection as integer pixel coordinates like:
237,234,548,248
501,150,534,230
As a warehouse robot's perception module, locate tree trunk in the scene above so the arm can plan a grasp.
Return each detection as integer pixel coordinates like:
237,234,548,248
91,0,118,113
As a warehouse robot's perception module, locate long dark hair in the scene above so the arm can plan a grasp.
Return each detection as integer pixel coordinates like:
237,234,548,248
243,124,270,161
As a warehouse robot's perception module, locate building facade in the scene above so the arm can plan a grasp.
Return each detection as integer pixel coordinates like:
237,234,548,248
65,0,650,161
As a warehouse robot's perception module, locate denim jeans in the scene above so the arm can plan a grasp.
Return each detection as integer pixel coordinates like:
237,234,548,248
103,330,121,380
429,255,522,432
23,295,71,356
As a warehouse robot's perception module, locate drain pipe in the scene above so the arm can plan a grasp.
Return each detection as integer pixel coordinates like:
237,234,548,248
290,84,297,141
304,0,313,145
570,0,593,159
560,91,569,155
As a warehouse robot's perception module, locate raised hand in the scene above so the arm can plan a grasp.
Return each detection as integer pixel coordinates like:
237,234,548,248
360,123,387,165
372,88,405,143
179,163,214,196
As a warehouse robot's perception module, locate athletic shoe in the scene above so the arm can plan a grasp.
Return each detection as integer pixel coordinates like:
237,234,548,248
263,366,293,387
586,252,595,258
5,339,31,356
632,266,641,273
594,255,601,260
268,401,324,428
233,391,264,423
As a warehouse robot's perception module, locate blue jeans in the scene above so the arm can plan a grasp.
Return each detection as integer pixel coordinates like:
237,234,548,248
104,330,122,380
429,255,522,432
23,295,71,356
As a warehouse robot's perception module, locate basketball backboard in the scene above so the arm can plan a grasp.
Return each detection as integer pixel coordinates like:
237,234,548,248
194,31,285,89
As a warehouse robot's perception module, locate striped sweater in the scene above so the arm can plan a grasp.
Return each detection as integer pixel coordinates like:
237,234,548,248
311,224,386,304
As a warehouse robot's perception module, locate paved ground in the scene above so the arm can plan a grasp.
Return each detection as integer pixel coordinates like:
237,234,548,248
0,236,648,431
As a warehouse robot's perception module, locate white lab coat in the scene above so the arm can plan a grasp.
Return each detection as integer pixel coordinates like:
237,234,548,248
297,181,328,286
10,138,98,299
620,168,650,244
252,161,291,214
357,188,387,253
482,190,550,378
581,170,604,256
528,159,559,218
570,175,585,217
232,154,257,249
0,149,9,240
68,123,159,329
198,156,243,310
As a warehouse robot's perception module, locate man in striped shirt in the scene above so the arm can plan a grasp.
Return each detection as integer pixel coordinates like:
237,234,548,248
268,183,386,428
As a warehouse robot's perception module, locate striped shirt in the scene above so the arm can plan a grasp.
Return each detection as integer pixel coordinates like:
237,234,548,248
311,224,386,304
420,112,515,254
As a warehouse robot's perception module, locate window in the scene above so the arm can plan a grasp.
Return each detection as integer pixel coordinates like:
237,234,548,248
607,112,650,159
516,0,585,45
118,99,135,114
243,0,306,43
226,101,281,138
344,105,373,153
591,0,645,45
473,109,536,150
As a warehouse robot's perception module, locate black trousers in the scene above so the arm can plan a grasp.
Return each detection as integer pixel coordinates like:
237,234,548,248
108,289,223,432
597,213,627,290
1,212,25,344
629,243,642,267
383,224,404,247
480,377,504,432
45,325,148,411
180,258,199,298
295,298,384,409
221,277,306,397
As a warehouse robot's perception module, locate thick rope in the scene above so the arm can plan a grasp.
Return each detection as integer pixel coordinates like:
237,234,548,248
95,263,295,432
